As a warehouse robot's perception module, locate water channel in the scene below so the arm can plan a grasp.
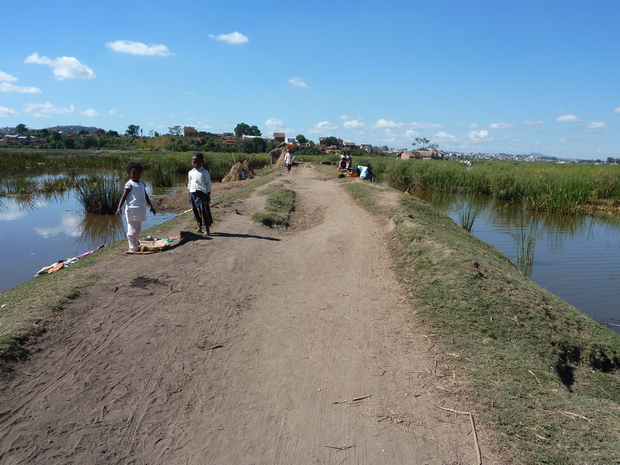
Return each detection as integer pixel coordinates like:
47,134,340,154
415,190,620,335
0,188,176,293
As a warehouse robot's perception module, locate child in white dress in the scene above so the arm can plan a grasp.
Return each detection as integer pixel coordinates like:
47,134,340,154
116,162,156,252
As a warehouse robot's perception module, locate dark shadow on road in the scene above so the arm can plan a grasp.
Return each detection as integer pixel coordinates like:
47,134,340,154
209,232,281,241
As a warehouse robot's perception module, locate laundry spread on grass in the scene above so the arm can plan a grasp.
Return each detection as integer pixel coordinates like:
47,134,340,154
35,244,108,276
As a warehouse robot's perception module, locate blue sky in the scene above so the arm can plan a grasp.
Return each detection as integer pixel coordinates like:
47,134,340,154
1,0,619,159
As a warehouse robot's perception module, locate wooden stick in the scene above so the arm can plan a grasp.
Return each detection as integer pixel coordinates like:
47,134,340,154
604,321,620,328
435,405,482,465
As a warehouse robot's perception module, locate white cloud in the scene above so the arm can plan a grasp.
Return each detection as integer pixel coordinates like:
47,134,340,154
372,119,441,131
35,214,81,238
613,107,620,114
0,71,18,82
469,123,479,129
435,131,458,142
522,120,545,126
265,118,288,132
209,32,249,44
555,114,582,123
344,120,365,129
489,123,515,129
25,53,95,80
586,121,608,129
409,122,443,130
109,109,122,117
374,119,404,129
404,129,420,139
106,40,173,56
0,82,41,93
0,106,19,117
0,205,28,221
81,109,99,117
309,121,338,134
469,130,489,140
24,102,76,118
341,115,353,120
289,77,307,88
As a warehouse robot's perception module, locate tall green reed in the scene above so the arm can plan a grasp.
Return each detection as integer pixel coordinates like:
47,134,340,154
75,174,123,215
456,197,482,232
509,211,539,278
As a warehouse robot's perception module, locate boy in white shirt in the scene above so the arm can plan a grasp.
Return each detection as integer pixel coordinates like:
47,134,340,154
188,152,213,236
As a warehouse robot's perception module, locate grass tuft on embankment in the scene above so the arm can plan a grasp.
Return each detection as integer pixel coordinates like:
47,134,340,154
343,178,620,464
252,184,296,227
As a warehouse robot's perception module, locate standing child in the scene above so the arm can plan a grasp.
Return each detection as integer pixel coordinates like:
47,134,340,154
188,152,213,236
116,162,156,253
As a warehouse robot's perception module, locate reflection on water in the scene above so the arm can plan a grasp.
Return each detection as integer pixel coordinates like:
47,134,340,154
0,189,175,292
416,190,620,334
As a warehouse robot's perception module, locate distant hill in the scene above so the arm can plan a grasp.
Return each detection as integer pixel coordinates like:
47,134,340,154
46,125,104,134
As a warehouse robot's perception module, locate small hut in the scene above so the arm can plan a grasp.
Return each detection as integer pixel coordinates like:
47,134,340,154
222,159,255,182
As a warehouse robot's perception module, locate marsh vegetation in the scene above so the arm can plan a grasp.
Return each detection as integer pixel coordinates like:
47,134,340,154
371,158,620,216
0,149,270,213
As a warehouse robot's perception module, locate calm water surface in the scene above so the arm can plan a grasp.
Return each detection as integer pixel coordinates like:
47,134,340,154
0,190,175,292
417,191,620,335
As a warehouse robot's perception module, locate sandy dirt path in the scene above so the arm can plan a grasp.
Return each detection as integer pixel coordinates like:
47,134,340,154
0,165,496,464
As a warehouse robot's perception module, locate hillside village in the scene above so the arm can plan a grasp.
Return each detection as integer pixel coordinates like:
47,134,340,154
0,124,606,163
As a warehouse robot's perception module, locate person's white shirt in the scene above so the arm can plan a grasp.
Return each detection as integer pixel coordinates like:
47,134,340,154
188,166,212,193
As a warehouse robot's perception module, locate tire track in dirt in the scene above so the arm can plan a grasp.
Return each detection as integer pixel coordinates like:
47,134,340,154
0,165,499,464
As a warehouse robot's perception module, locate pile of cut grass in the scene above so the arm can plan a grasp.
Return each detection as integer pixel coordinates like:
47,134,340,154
343,177,620,464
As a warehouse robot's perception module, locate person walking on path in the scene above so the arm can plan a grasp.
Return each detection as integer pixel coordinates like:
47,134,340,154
284,151,295,173
188,152,213,236
116,162,156,253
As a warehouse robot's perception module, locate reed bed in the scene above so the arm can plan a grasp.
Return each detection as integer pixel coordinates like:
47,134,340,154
0,150,272,199
384,158,620,215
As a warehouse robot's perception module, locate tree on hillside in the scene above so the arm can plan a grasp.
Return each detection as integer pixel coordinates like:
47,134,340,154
411,137,438,151
126,125,140,139
234,123,261,138
296,134,308,144
168,125,182,136
15,124,28,135
238,136,266,154
323,136,339,147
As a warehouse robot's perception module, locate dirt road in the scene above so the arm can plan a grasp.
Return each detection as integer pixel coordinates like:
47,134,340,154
0,165,496,464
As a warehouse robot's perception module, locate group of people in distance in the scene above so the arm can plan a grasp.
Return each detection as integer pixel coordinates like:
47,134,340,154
337,152,376,182
115,152,213,254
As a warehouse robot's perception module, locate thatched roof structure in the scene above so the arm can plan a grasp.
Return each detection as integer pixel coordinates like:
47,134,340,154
221,160,255,182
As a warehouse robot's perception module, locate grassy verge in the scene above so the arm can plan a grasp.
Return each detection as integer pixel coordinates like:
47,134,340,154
342,178,620,464
251,184,296,227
